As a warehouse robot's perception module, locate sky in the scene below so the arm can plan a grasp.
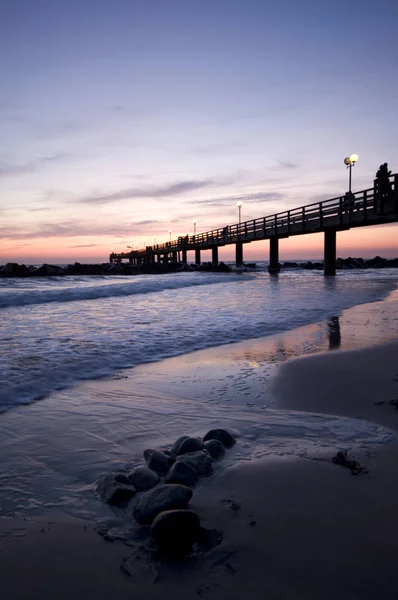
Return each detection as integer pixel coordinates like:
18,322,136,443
1,0,397,264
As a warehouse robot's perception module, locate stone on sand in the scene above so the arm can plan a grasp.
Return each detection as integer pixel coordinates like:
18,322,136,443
150,510,201,555
170,435,189,455
177,450,213,475
143,449,172,475
203,428,236,448
133,484,192,525
127,466,159,491
204,439,225,459
96,473,136,505
176,437,204,455
165,461,198,487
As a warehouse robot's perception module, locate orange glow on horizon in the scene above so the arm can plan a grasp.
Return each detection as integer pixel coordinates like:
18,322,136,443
1,222,397,265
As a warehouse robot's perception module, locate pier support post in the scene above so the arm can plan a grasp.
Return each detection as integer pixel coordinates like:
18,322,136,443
324,229,336,276
182,249,187,263
235,241,243,267
212,246,219,266
172,252,177,262
195,248,201,265
268,237,280,273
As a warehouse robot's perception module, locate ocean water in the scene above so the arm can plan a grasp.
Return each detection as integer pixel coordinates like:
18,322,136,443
0,267,398,524
1,267,397,413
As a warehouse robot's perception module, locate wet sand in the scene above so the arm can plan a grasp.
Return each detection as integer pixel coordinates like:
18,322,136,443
2,338,398,599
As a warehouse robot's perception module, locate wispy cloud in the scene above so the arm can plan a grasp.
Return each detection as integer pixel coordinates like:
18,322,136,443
69,244,101,248
79,179,215,205
0,154,71,178
275,161,299,170
0,219,159,241
192,191,283,207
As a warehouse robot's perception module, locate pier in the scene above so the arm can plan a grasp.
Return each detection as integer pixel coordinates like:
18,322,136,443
110,175,398,276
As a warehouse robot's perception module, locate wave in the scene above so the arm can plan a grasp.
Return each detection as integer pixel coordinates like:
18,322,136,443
0,273,238,309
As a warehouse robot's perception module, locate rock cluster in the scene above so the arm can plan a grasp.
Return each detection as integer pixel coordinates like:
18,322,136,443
280,256,398,270
0,261,232,278
96,428,236,556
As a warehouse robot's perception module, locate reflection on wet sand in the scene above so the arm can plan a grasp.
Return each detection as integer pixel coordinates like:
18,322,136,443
328,316,341,349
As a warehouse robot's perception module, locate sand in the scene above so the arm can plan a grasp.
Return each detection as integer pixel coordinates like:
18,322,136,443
1,340,398,599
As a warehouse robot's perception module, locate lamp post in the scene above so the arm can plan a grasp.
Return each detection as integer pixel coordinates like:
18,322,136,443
236,201,243,224
193,220,197,235
169,230,172,242
343,154,358,194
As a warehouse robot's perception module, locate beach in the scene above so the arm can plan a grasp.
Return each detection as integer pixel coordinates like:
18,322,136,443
1,285,398,599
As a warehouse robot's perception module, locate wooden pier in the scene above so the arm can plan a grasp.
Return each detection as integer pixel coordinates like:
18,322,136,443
110,175,398,276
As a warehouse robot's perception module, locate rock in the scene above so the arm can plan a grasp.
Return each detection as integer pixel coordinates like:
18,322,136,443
31,263,65,276
150,510,200,555
127,466,159,491
170,435,190,455
165,461,197,487
176,437,204,455
143,449,172,475
96,473,136,505
331,451,369,475
133,484,192,525
203,429,236,448
204,439,225,459
177,451,213,476
0,263,32,277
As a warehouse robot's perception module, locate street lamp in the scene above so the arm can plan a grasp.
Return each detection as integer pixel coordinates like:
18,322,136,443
236,201,243,224
343,154,358,194
169,230,172,242
193,220,197,235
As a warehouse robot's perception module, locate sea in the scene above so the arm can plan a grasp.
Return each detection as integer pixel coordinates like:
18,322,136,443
1,264,398,530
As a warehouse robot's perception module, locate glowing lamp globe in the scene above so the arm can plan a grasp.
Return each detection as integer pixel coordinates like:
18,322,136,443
350,153,358,163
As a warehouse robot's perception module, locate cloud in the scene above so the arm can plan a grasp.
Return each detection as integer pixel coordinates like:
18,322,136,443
69,244,101,248
275,161,299,170
79,179,215,205
193,191,283,207
0,154,71,178
0,219,160,241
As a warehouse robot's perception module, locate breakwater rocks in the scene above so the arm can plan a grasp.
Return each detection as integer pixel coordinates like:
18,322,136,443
0,261,232,277
1,256,397,278
96,428,236,557
283,256,398,270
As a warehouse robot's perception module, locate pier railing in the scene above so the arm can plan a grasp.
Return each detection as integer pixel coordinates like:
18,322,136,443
113,174,397,260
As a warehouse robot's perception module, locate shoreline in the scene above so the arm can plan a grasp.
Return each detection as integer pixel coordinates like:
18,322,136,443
2,338,398,598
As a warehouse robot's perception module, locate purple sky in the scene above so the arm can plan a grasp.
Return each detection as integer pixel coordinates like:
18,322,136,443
1,0,397,262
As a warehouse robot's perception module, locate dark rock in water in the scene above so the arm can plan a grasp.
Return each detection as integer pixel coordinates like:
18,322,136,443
97,473,136,505
133,484,192,525
176,437,204,455
163,450,177,463
128,466,159,491
177,451,213,476
203,428,236,448
150,510,200,555
204,439,225,460
31,263,65,276
331,450,369,475
282,261,298,268
0,262,32,277
165,461,197,487
143,449,172,475
171,435,189,455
